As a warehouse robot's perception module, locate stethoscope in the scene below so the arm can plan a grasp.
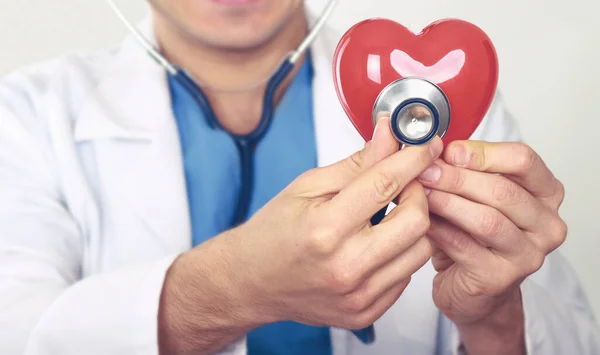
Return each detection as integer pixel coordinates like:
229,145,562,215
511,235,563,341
106,0,338,227
373,77,449,146
105,0,377,345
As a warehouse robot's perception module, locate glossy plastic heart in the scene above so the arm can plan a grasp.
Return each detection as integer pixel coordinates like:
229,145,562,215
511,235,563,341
333,18,499,144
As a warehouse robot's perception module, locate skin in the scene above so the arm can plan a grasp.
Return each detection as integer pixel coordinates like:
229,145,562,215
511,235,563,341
418,141,567,354
150,0,307,134
159,120,442,354
152,1,568,354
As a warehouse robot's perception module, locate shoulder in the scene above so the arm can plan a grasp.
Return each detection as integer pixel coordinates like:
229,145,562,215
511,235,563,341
0,45,120,129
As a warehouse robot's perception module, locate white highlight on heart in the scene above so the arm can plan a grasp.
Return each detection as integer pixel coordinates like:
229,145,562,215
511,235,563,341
367,54,381,84
390,49,466,84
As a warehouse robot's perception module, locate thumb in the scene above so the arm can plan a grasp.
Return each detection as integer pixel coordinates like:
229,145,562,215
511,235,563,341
363,117,400,169
296,117,399,197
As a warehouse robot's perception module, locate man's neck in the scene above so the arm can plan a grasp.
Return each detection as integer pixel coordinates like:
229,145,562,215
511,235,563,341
153,8,309,135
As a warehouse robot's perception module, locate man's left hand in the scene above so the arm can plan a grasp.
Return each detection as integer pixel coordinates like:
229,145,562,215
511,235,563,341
417,140,567,353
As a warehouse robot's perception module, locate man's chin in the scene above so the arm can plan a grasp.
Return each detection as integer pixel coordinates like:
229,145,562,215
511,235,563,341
201,17,295,52
206,0,268,12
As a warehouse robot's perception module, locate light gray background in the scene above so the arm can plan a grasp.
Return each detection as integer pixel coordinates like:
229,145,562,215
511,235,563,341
0,0,598,316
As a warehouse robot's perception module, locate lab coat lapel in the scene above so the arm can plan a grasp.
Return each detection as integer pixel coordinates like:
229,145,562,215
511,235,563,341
311,23,442,355
74,17,191,254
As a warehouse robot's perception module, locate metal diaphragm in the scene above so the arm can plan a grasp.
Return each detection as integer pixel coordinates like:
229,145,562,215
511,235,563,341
372,77,450,146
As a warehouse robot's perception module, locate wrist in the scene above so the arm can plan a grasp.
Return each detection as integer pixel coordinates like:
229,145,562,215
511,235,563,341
158,230,269,354
456,288,526,355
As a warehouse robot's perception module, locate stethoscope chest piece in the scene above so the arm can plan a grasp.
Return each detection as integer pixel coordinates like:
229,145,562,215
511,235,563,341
373,77,450,146
332,17,499,146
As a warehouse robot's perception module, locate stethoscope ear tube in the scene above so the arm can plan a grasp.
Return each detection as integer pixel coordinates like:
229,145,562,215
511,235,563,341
173,70,219,129
173,58,296,227
230,59,296,227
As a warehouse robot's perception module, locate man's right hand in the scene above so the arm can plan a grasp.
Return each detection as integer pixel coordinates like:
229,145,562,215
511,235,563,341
158,118,443,354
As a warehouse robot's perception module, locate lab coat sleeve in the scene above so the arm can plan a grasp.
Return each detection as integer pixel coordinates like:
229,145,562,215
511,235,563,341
0,102,167,354
0,96,245,355
447,91,600,354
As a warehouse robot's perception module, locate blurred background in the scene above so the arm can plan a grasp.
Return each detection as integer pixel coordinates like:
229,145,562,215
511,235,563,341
0,0,598,316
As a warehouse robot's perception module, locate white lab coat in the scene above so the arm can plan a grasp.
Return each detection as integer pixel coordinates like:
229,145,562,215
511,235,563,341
0,11,598,355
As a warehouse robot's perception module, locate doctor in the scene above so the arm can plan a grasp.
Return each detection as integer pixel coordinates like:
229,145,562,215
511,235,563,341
0,0,599,354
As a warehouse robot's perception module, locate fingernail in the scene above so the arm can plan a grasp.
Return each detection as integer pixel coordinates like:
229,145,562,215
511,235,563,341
424,188,432,196
419,165,441,183
452,146,469,167
429,137,443,159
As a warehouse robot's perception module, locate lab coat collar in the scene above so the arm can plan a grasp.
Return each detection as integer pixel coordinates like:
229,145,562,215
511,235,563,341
73,14,193,255
71,7,365,246
72,7,364,159
73,15,168,142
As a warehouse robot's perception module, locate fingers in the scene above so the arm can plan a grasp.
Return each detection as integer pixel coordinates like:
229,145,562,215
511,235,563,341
356,180,429,267
418,159,550,232
340,238,432,330
429,239,455,272
359,237,432,298
427,215,489,269
364,117,401,168
327,136,443,231
339,280,409,330
443,141,565,207
295,117,399,198
428,215,548,299
426,189,527,256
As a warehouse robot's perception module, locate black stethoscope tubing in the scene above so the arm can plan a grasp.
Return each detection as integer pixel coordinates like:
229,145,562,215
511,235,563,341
173,61,295,226
106,0,375,344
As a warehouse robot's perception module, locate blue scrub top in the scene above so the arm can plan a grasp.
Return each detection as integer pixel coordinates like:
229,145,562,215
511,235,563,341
168,55,332,355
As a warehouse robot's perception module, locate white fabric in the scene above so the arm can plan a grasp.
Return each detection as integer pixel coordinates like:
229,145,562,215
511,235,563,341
0,10,598,355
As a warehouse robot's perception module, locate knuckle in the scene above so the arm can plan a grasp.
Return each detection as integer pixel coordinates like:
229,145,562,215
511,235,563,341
345,150,365,174
404,205,431,237
435,191,452,211
515,144,538,172
342,289,370,313
328,263,360,294
372,171,401,204
306,226,339,256
550,218,568,249
498,268,521,290
449,168,467,191
474,145,487,168
346,309,381,330
475,211,505,237
416,239,434,266
492,179,523,205
446,230,472,254
344,316,368,331
527,251,546,274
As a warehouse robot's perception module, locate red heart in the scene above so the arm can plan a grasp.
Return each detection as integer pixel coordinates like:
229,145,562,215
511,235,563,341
333,18,499,144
